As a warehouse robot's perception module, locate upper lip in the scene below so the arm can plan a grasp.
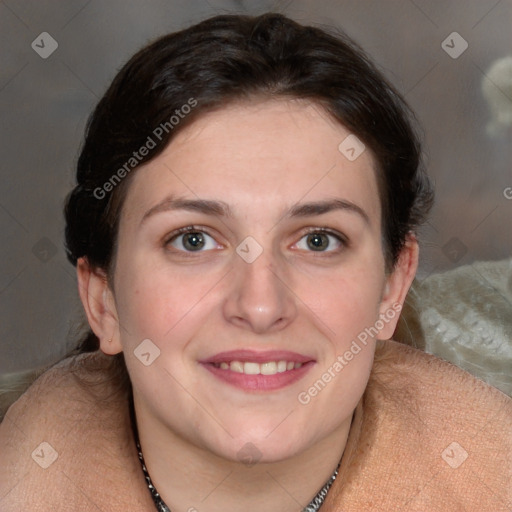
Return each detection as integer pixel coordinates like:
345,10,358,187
200,350,315,365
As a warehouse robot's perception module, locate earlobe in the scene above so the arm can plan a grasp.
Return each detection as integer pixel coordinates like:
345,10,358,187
76,257,123,355
378,234,419,340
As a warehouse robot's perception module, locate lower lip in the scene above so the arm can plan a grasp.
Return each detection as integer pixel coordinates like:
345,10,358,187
201,362,315,392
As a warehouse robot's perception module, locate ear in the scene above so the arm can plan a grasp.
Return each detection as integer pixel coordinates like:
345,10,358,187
77,257,123,355
377,233,419,340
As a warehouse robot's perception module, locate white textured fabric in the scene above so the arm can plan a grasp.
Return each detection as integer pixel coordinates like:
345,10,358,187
396,258,512,396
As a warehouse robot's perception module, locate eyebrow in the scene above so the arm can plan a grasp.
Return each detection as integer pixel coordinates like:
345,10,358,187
140,196,232,225
288,199,370,225
140,196,370,226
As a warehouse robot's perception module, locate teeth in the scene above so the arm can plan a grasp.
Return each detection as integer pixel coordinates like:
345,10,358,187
260,362,277,375
230,361,244,373
220,360,303,375
244,362,260,375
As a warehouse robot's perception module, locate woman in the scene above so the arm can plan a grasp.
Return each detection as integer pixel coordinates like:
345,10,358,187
1,13,510,511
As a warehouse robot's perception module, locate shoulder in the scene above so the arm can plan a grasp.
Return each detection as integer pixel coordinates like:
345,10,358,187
373,338,512,415
0,353,152,511
328,340,512,511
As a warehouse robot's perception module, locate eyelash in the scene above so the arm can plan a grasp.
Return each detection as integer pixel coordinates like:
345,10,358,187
164,225,215,245
163,226,348,253
295,227,348,252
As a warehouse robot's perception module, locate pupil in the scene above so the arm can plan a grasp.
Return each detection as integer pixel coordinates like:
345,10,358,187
307,233,328,251
184,232,205,250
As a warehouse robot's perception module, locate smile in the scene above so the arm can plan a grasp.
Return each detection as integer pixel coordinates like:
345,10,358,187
200,350,315,391
213,360,303,375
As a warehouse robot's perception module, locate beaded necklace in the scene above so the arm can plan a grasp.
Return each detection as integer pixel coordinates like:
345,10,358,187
130,396,341,511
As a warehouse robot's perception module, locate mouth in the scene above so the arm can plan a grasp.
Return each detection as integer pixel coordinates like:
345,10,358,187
213,359,304,375
199,350,315,391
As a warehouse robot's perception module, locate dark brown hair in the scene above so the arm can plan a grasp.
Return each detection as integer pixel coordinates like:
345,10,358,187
64,12,434,362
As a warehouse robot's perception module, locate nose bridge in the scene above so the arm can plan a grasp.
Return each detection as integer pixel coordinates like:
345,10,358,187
241,250,280,299
224,244,296,333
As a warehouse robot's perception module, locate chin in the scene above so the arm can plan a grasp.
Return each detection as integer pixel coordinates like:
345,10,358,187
220,428,308,465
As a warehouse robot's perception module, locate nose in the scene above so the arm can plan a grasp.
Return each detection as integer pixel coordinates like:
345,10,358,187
223,250,297,334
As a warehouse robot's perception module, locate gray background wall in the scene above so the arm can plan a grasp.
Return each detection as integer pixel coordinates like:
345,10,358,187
1,0,511,373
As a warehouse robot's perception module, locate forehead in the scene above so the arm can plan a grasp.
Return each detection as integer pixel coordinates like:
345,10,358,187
121,99,381,225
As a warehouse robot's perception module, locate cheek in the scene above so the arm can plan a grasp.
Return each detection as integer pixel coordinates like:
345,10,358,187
298,255,385,343
296,267,381,417
113,255,222,347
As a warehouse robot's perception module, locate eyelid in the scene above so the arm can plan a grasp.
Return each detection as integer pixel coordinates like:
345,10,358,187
164,225,224,251
299,226,348,242
164,225,204,243
162,225,348,254
291,227,348,252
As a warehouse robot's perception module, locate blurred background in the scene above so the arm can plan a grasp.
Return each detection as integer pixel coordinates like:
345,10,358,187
1,0,511,374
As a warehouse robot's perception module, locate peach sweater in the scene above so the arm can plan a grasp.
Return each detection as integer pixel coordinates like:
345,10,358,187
1,340,510,511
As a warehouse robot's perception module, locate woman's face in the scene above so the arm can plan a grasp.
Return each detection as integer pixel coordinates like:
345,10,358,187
108,99,405,462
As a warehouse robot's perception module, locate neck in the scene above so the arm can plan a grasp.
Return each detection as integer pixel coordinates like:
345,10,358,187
131,395,353,512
